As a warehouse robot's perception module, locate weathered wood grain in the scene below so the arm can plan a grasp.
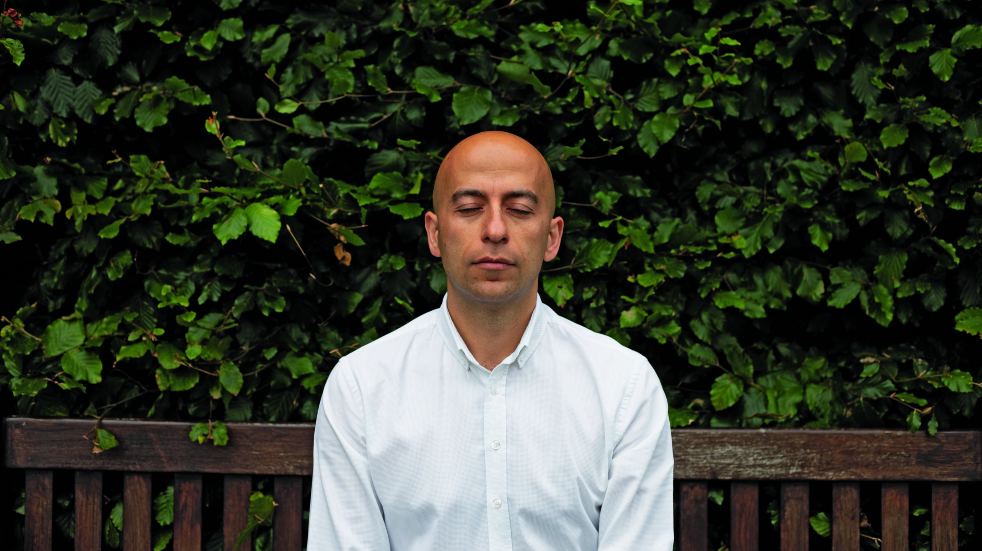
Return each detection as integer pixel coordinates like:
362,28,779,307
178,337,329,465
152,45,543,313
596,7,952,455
273,476,304,551
881,482,909,551
75,471,103,551
123,473,152,551
25,470,53,551
7,419,981,481
832,482,859,551
780,482,809,551
931,483,958,551
679,481,707,551
730,481,758,551
224,475,252,551
174,474,202,551
673,429,981,481
4,418,313,475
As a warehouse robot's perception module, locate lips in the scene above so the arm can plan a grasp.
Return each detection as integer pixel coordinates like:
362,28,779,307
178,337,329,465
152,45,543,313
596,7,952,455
473,256,515,270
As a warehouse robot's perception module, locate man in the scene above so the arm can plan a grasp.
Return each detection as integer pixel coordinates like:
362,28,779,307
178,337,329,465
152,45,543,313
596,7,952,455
307,131,673,550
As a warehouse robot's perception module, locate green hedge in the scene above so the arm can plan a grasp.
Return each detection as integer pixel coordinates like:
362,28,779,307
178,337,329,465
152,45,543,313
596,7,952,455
2,0,981,438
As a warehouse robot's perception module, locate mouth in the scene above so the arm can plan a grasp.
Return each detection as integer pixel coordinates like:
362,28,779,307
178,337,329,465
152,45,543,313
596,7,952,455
473,257,515,270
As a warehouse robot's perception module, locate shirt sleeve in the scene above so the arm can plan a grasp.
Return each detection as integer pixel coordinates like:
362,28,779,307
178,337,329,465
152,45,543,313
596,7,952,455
597,360,674,550
307,360,391,551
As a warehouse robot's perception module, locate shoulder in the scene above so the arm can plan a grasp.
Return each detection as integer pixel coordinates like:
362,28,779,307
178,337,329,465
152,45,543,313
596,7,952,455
344,309,442,366
542,305,651,372
330,308,443,378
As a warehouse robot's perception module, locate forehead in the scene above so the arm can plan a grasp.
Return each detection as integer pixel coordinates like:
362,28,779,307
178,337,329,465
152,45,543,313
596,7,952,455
436,137,552,201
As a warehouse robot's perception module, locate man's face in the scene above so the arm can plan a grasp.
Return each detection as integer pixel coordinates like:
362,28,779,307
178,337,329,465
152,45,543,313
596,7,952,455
425,133,564,308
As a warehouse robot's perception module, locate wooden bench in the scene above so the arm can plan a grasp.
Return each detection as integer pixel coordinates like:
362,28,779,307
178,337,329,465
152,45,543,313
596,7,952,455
4,418,980,550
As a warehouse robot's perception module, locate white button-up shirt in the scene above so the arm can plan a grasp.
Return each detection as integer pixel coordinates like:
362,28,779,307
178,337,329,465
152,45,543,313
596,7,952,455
307,295,674,550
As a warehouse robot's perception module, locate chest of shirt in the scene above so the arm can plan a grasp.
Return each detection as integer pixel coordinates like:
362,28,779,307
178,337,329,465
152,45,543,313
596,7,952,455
358,355,621,525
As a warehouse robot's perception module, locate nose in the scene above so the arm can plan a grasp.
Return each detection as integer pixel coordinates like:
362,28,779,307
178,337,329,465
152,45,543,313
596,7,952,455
482,206,508,244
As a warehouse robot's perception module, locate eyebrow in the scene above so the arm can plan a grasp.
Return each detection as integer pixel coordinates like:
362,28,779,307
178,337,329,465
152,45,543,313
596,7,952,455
450,189,540,205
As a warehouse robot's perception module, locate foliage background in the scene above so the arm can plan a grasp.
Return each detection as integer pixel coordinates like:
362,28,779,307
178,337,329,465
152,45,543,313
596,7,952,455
1,0,981,548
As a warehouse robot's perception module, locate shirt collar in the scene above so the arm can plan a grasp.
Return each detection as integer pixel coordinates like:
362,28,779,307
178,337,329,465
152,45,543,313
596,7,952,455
437,294,547,370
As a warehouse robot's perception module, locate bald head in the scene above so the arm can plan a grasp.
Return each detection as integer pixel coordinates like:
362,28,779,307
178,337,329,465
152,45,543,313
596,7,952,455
433,131,555,215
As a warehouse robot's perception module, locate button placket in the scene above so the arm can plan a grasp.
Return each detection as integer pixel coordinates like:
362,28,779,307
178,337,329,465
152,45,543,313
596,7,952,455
484,365,512,550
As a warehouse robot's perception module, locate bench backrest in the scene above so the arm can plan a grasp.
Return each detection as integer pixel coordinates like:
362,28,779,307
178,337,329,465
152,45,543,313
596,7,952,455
4,418,981,550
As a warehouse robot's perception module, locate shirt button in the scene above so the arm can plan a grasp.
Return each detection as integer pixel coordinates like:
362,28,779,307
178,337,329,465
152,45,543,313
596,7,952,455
489,386,498,395
490,439,501,450
492,498,502,509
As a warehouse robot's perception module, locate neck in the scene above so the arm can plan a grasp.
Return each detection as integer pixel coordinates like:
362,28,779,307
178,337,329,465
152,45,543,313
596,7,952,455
446,291,537,371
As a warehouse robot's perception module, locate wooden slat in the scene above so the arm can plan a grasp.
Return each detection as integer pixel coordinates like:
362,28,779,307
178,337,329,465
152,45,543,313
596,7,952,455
75,471,103,551
881,482,908,551
6,420,982,480
673,429,982,480
174,474,202,551
730,482,758,551
4,418,313,475
780,482,809,551
273,476,304,551
832,482,859,551
123,473,152,551
679,481,707,551
223,475,251,551
25,469,53,551
931,483,958,551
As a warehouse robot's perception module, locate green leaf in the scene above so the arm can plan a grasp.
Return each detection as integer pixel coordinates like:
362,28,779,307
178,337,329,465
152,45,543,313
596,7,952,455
796,266,825,302
941,370,973,393
808,224,831,252
668,407,698,428
275,99,300,114
40,70,76,117
61,349,103,383
136,5,172,26
619,306,645,329
810,512,831,537
388,202,424,219
219,362,244,395
451,86,492,125
0,38,26,66
260,34,291,65
828,282,861,308
154,487,174,526
245,203,281,242
213,208,248,245
42,319,86,357
928,49,957,82
542,274,574,307
11,377,48,397
954,308,982,336
844,142,867,163
951,24,982,52
217,18,245,41
91,27,121,67
117,342,149,360
850,63,878,108
281,354,315,378
248,492,276,526
928,156,952,179
880,124,908,148
710,373,744,411
57,21,88,39
134,97,172,132
637,112,680,156
93,428,119,453
714,208,744,233
874,251,907,288
687,343,718,367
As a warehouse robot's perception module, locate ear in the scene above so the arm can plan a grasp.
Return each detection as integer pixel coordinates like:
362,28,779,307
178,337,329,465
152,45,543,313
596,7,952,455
543,216,564,262
424,211,442,257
